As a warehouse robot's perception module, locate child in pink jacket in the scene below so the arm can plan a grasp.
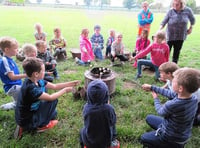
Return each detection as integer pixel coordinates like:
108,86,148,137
132,29,150,68
131,30,169,80
75,28,94,66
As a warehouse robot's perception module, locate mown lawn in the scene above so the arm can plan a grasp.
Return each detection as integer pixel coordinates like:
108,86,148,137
0,6,200,148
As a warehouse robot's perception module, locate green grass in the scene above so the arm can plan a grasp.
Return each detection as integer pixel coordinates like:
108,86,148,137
0,6,200,148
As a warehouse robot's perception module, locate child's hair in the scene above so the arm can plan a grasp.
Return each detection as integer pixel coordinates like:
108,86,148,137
35,40,45,49
81,28,89,35
94,25,101,30
54,27,61,33
22,57,43,77
155,30,166,41
159,62,179,74
0,36,18,52
109,29,115,36
141,29,149,38
173,67,200,93
34,23,42,30
22,43,37,57
116,33,123,39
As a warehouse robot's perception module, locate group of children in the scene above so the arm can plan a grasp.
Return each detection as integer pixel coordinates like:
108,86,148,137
74,24,130,66
0,22,200,148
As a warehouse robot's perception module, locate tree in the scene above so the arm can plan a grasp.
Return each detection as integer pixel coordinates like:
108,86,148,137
37,0,42,4
100,0,111,8
186,0,196,12
55,0,60,4
123,0,135,10
136,0,153,5
84,0,92,6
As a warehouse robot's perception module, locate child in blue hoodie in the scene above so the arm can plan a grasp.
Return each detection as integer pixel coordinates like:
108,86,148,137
80,80,119,148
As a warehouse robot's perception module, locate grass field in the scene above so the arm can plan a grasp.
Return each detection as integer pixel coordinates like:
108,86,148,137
0,6,200,148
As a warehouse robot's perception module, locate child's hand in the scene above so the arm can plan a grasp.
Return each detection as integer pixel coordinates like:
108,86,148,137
46,71,53,75
142,84,151,91
72,80,81,86
52,64,56,69
65,87,73,93
151,91,158,99
129,56,135,62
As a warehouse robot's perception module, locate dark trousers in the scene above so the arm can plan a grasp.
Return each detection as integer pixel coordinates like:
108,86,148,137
141,114,186,148
106,45,111,57
167,40,184,63
46,64,58,78
111,54,128,62
22,99,58,131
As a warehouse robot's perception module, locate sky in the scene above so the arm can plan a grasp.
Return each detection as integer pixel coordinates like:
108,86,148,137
29,0,123,6
29,0,200,7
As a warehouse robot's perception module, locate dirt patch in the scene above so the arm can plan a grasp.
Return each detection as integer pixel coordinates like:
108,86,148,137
123,81,138,90
64,70,77,74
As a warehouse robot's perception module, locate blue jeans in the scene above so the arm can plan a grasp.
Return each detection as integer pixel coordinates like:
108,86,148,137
7,85,21,101
137,59,160,79
26,99,58,131
77,59,90,66
141,114,185,148
94,48,103,60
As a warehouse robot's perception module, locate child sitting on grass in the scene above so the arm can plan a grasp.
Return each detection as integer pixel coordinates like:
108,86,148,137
75,28,94,66
132,29,150,68
14,57,80,139
105,29,115,59
80,80,119,148
111,33,128,66
130,30,169,80
159,61,200,125
34,23,47,42
90,25,104,60
141,67,200,147
0,37,26,110
22,43,54,82
36,40,59,79
49,27,67,61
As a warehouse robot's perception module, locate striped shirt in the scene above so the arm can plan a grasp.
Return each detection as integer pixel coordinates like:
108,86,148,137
151,85,197,143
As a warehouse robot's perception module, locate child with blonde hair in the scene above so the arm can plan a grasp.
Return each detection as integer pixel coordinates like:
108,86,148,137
159,62,200,125
49,27,67,61
36,40,59,79
34,23,47,42
141,67,200,147
75,28,94,66
0,37,26,110
131,30,169,80
22,43,54,82
22,43,37,58
105,29,115,59
111,33,128,65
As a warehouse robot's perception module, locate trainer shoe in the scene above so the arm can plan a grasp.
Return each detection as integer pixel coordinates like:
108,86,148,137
0,101,16,110
37,120,58,133
14,125,23,140
135,74,142,80
75,57,79,63
110,139,120,148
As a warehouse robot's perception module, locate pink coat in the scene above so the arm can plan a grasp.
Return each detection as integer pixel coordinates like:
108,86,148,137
79,35,94,62
135,42,169,67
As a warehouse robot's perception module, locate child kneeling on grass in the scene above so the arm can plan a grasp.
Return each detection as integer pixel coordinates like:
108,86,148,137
80,80,119,148
159,62,200,125
14,57,80,139
141,67,200,147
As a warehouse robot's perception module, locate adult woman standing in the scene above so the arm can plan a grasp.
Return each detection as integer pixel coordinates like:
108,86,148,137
160,0,195,63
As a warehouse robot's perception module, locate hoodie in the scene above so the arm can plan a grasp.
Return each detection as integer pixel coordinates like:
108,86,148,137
81,80,116,148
